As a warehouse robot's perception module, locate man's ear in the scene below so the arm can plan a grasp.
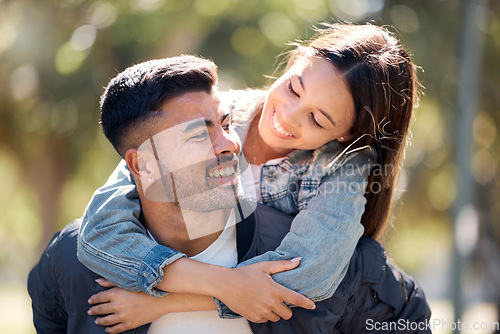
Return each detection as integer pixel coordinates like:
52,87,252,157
125,149,141,179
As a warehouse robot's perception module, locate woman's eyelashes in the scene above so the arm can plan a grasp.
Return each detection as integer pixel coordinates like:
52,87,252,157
287,79,324,129
222,114,232,132
310,113,323,128
287,80,300,98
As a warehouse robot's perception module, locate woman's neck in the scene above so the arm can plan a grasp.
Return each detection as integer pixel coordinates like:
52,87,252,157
243,112,293,165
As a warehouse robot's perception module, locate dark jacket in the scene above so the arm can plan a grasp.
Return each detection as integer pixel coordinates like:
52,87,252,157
28,204,431,333
28,220,112,334
240,204,432,333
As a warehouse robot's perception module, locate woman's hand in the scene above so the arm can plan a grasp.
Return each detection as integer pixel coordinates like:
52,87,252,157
88,258,315,332
88,279,168,333
213,258,316,323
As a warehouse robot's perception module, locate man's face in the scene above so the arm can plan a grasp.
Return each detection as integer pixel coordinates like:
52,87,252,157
137,91,243,214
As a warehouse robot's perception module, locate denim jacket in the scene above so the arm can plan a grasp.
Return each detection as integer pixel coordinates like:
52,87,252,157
77,90,376,307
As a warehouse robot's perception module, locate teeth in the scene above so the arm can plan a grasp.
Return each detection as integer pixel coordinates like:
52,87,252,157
221,167,230,176
208,166,235,178
273,112,293,137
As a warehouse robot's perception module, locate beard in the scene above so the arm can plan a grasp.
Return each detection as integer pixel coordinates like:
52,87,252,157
176,178,244,212
147,153,243,212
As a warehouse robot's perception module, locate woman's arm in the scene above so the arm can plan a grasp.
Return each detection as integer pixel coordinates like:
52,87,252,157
156,257,313,321
88,265,305,334
84,152,371,331
77,160,186,297
88,279,217,334
235,150,372,301
88,280,216,334
78,160,314,320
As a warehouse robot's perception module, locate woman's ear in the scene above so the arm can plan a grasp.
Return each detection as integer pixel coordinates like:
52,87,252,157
338,133,354,142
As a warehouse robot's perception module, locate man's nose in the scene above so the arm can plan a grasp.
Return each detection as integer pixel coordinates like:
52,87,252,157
212,129,239,156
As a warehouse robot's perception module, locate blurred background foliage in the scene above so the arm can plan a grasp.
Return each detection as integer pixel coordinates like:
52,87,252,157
0,0,499,332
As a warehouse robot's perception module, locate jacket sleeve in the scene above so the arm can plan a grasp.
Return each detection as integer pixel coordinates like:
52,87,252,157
215,151,370,318
77,160,186,296
236,152,368,301
28,232,68,334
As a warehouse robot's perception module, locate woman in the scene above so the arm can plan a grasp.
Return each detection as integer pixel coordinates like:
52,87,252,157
80,23,421,331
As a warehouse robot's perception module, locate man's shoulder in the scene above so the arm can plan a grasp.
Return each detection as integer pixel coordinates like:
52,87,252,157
48,218,83,255
28,218,109,334
60,218,83,238
31,218,87,279
31,217,101,304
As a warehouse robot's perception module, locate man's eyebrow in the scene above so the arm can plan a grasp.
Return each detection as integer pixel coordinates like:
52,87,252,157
182,119,213,133
182,112,230,133
298,75,337,127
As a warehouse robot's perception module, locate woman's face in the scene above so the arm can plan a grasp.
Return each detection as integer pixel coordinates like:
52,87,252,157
259,56,355,151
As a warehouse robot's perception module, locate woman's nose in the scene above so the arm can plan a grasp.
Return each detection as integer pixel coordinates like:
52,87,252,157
281,102,302,129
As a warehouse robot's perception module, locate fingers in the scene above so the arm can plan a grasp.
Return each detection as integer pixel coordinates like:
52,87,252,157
273,303,293,320
263,258,302,275
88,303,113,316
250,311,280,323
88,289,115,304
95,278,116,288
266,312,281,323
95,314,121,327
103,324,129,334
280,287,315,310
249,300,296,323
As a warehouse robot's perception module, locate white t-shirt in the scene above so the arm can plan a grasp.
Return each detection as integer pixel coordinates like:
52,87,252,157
147,211,252,334
241,157,285,203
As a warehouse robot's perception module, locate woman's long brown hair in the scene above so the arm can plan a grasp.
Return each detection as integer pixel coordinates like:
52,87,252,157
289,23,420,240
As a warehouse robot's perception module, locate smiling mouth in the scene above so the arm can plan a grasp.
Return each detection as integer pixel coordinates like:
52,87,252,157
206,158,240,186
272,110,294,137
208,165,236,178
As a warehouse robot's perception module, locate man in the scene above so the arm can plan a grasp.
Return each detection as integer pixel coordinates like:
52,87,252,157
27,55,314,334
28,55,431,334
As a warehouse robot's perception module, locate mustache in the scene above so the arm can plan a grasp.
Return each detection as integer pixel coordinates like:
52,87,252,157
205,154,239,172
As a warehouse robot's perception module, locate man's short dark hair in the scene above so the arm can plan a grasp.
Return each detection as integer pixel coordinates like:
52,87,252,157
100,55,218,157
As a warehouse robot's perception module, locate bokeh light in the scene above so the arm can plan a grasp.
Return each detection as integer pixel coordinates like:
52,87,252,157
230,26,267,56
390,4,420,33
10,65,39,101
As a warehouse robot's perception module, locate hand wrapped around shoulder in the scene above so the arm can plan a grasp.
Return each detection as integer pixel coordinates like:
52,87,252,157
87,259,315,333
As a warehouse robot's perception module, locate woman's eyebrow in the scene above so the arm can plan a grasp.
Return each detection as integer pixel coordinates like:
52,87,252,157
221,112,231,124
298,75,337,127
